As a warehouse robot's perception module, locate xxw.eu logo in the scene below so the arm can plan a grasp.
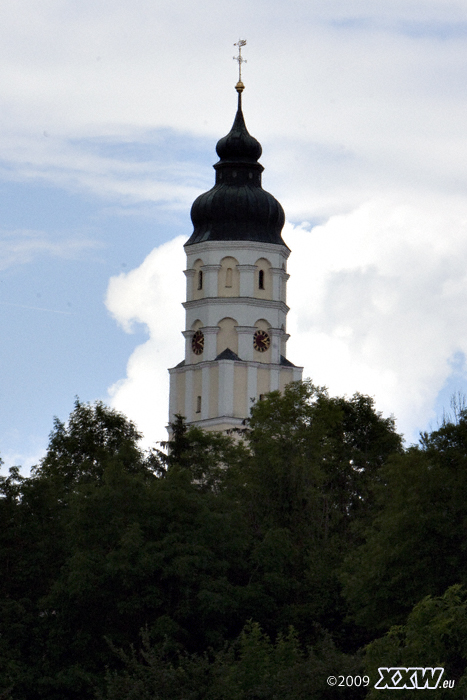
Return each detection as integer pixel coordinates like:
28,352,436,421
375,668,447,689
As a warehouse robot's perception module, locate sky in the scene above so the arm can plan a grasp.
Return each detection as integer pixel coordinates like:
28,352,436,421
2,0,467,472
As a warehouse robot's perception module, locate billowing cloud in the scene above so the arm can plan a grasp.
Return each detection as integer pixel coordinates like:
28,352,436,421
105,236,186,444
286,196,467,440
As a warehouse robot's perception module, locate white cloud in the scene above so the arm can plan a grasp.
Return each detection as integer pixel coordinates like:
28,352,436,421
105,236,186,445
1,0,467,223
286,197,467,440
0,229,101,270
0,132,205,210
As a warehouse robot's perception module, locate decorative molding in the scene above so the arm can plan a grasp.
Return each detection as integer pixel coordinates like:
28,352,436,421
168,357,303,373
184,239,291,258
183,296,289,313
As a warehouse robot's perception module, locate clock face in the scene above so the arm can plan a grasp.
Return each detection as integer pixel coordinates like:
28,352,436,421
253,329,270,352
192,330,204,355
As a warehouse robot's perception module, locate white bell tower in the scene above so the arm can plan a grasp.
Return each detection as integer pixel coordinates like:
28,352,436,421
168,74,302,433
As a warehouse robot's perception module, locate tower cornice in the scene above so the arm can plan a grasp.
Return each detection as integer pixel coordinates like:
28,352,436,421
184,239,290,257
169,357,303,373
182,296,289,314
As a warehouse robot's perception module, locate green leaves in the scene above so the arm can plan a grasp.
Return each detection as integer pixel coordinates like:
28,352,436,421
99,621,363,700
343,412,467,634
364,586,467,699
34,398,159,488
246,381,402,537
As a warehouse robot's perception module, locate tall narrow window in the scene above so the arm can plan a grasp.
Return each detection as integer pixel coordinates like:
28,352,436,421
258,269,265,290
225,267,233,287
197,270,203,290
196,395,201,413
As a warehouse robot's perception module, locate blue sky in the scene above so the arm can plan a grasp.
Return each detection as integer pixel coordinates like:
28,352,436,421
2,0,467,472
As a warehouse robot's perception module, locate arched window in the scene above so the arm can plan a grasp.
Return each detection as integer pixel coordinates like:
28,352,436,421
197,270,203,290
225,267,233,287
258,269,265,290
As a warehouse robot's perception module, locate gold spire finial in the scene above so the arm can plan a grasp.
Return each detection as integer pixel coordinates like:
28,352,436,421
233,39,247,92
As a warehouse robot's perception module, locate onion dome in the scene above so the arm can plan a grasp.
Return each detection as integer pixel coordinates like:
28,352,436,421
186,85,286,247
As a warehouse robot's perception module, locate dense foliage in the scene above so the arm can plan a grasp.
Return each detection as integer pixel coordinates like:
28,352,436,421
1,385,466,699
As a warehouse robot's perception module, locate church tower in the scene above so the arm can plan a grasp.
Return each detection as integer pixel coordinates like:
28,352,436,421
168,77,303,433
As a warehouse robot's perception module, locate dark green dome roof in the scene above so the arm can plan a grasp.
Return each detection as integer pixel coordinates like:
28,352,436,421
186,90,286,247
215,107,262,163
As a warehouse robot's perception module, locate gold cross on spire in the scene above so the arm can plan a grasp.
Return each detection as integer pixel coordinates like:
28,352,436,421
233,39,247,91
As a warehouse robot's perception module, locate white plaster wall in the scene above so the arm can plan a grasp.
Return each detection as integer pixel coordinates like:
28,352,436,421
168,239,303,431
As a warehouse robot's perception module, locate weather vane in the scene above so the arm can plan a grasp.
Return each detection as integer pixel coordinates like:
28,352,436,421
233,39,247,87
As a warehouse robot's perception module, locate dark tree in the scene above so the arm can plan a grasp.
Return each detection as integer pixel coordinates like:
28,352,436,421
0,387,404,699
342,410,467,633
